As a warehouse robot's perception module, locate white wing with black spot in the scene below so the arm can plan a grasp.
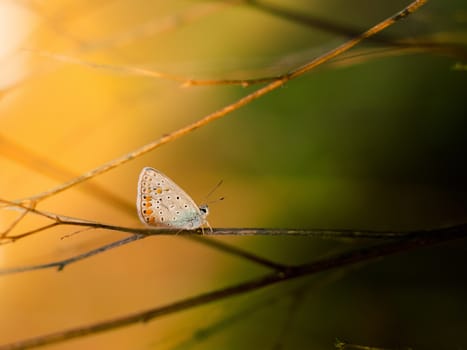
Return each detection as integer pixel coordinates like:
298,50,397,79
136,167,207,229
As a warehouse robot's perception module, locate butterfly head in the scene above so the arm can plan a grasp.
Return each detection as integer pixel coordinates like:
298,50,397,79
199,204,209,218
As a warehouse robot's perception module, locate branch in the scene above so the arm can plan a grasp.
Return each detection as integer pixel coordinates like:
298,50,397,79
3,199,445,241
247,0,467,60
0,134,134,216
0,199,291,273
7,198,465,276
6,197,466,280
26,49,282,87
20,0,427,203
335,339,413,350
2,222,464,350
4,222,463,276
0,235,144,275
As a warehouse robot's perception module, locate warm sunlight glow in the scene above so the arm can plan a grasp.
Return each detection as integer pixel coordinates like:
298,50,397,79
0,2,33,87
1,1,465,349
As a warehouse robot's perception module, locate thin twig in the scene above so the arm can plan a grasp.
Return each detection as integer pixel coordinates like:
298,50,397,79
0,135,134,216
335,339,413,350
2,223,60,243
0,203,32,238
247,0,467,60
185,235,290,271
0,198,458,242
3,198,447,240
0,233,287,276
0,199,41,241
4,222,463,275
1,222,464,350
26,49,280,86
0,199,292,273
21,0,427,203
0,235,144,275
5,196,463,279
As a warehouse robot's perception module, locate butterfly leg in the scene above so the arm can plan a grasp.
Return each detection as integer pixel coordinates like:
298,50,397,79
205,221,213,234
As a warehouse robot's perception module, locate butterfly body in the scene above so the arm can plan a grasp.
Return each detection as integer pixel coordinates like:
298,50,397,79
136,167,209,230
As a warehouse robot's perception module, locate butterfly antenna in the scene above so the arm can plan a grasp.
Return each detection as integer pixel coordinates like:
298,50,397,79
204,179,224,204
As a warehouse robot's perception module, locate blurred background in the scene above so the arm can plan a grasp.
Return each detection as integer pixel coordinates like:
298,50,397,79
0,0,466,349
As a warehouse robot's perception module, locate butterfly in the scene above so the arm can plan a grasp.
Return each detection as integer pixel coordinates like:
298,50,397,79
136,167,210,231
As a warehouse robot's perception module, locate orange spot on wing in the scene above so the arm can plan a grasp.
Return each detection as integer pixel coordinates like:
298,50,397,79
148,217,155,224
156,187,162,194
146,209,153,215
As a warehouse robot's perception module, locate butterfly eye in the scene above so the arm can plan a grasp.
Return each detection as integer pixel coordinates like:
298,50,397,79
199,205,209,214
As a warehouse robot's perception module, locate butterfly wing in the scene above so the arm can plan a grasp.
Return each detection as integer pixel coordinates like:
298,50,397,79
137,167,206,229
